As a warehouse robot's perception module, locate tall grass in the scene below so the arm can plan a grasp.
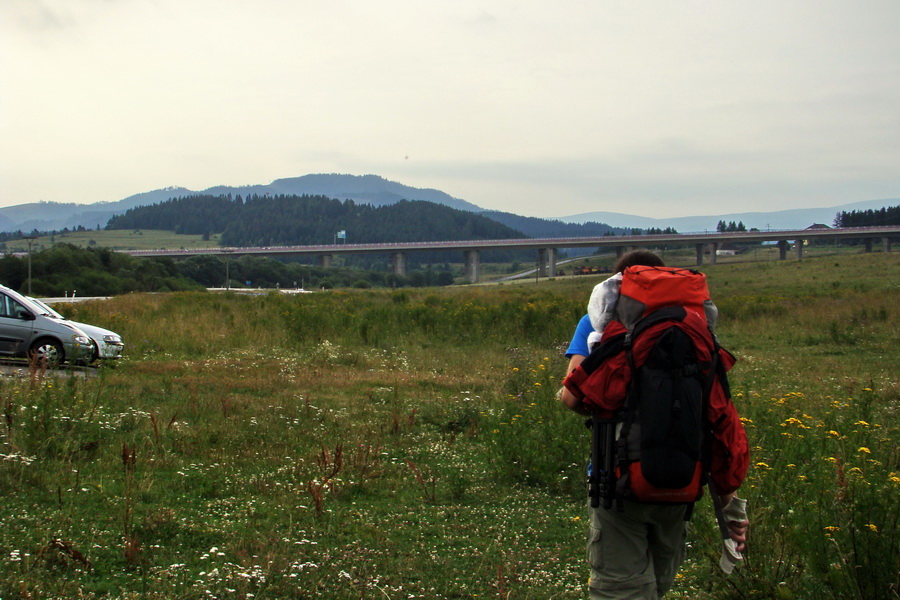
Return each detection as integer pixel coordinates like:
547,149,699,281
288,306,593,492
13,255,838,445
0,252,897,599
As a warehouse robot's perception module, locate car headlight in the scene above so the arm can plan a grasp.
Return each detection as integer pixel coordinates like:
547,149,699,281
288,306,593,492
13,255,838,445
73,335,91,345
102,334,122,343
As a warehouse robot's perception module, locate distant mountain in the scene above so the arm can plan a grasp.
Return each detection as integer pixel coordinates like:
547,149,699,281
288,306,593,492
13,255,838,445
0,188,194,234
209,174,482,211
0,175,479,233
1,171,895,236
559,198,900,232
0,213,16,231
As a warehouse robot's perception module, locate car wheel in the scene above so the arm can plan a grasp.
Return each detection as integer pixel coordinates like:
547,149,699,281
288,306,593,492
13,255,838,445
29,339,65,367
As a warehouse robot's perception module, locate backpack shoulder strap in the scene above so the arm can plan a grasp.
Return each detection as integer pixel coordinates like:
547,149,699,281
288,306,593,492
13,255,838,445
628,305,687,342
577,326,626,375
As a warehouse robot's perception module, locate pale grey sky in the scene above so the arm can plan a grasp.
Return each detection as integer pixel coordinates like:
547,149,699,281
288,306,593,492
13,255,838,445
2,0,899,218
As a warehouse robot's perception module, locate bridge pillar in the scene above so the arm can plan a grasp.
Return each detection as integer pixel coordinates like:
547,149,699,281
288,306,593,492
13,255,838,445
616,246,625,259
777,240,788,260
709,243,718,265
695,244,704,266
390,252,406,278
795,240,804,260
538,248,558,277
319,254,333,268
464,249,481,283
884,237,892,252
864,238,873,253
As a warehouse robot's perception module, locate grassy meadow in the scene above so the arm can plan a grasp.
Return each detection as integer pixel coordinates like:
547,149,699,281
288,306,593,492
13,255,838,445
3,230,222,253
0,251,897,599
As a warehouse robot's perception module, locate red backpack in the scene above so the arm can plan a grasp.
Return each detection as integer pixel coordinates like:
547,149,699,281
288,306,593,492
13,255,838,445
564,266,739,509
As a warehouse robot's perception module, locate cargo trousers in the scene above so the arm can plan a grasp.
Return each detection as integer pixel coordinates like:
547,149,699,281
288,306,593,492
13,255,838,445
588,500,689,600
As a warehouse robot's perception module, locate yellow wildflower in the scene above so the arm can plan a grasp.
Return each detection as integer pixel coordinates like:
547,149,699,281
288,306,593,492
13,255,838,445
782,417,809,429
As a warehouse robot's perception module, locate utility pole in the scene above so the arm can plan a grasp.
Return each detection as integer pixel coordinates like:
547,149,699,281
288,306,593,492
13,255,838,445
223,249,235,290
24,236,36,295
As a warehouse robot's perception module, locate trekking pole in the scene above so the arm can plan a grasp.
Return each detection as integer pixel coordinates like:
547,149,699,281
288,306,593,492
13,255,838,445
601,417,616,510
588,414,615,509
588,414,601,508
708,480,747,574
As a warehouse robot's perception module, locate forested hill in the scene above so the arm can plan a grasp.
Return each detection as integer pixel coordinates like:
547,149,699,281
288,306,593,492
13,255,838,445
834,205,900,227
106,194,528,246
480,210,625,237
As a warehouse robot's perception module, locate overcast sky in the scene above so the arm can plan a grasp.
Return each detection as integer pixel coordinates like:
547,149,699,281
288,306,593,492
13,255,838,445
2,0,899,219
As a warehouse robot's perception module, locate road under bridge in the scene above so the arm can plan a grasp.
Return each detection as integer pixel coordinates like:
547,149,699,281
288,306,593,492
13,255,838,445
126,226,899,283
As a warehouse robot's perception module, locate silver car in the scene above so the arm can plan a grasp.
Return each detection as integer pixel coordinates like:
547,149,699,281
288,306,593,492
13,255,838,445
0,285,94,366
28,297,125,363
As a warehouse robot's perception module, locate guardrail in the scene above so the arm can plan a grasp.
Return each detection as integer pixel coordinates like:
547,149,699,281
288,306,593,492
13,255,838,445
123,225,900,258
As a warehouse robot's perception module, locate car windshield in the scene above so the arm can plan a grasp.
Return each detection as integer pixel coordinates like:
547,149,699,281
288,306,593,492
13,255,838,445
26,297,65,319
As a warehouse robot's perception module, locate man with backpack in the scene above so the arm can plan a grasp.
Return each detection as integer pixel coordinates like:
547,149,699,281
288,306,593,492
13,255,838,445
559,251,750,600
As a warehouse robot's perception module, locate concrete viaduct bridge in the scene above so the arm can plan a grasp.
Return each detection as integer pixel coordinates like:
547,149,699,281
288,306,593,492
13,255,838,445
126,225,899,284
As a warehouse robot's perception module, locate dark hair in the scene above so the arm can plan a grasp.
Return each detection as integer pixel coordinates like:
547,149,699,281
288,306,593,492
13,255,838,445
614,249,665,273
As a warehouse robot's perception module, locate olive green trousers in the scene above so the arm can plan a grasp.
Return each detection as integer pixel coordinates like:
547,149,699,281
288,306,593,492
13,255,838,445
588,501,689,600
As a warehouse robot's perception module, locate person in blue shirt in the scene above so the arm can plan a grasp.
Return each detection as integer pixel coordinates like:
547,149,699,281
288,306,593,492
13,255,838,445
561,250,665,416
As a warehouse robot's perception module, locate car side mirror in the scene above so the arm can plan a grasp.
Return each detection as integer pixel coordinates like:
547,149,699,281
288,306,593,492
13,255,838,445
16,310,35,321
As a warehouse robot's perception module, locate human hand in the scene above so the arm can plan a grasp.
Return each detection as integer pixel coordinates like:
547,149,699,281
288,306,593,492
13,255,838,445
720,495,749,553
726,518,749,553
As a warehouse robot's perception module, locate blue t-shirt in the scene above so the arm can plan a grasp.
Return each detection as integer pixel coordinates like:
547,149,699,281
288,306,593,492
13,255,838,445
565,314,593,358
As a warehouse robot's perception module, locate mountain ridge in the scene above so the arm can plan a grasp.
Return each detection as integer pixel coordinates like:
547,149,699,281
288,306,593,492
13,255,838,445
0,173,894,234
559,198,899,232
0,174,478,233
